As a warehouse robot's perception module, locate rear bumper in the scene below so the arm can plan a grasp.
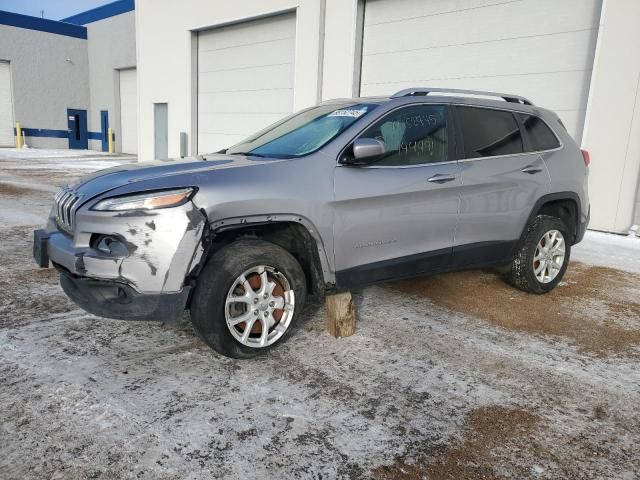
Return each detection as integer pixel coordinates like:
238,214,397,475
575,204,590,244
58,265,190,322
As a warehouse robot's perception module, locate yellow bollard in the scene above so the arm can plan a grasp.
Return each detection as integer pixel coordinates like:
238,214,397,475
15,122,22,148
108,127,114,153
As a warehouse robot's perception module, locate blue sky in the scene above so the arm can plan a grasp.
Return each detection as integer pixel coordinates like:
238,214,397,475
0,0,113,20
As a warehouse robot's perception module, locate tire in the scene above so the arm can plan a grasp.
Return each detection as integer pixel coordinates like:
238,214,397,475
505,215,571,294
190,238,306,358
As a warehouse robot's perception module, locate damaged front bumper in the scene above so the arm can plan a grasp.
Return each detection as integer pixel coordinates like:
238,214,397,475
33,200,207,323
57,267,191,322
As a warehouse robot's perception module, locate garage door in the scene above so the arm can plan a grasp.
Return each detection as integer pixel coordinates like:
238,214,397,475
0,61,14,147
119,68,138,154
197,13,296,153
360,0,602,142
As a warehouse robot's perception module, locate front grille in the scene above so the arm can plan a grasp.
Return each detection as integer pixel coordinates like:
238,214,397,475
54,188,81,233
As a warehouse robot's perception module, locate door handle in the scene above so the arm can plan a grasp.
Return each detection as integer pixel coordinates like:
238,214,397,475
521,165,543,174
427,174,456,184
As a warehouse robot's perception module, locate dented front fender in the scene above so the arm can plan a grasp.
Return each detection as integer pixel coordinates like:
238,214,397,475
46,202,206,294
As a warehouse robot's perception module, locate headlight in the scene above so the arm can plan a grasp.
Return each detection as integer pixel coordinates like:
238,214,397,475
91,187,195,211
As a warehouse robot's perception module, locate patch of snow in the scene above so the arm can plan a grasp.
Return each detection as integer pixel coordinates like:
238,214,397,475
532,465,545,475
0,177,59,193
573,230,640,274
0,148,125,159
10,160,128,170
0,151,136,228
0,208,47,227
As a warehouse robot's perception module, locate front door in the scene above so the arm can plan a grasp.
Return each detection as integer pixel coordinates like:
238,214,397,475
100,110,109,152
451,105,551,267
333,104,461,287
67,109,88,149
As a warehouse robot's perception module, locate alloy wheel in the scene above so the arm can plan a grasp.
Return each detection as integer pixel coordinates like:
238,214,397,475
225,265,295,348
533,229,566,284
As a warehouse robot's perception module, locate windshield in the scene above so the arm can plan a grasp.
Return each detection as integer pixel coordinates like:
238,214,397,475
225,102,379,158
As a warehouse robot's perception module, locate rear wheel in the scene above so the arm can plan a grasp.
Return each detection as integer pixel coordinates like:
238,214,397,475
505,215,571,294
191,239,306,358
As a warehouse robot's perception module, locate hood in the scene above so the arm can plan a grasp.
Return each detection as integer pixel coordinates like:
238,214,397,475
71,154,273,198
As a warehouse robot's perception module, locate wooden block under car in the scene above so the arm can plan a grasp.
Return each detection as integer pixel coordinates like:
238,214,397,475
326,291,355,338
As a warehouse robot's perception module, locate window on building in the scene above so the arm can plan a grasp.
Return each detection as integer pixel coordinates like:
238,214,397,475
358,105,449,166
457,107,523,158
516,113,561,151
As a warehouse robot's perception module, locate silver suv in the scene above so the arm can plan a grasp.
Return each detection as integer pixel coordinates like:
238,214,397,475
34,87,590,358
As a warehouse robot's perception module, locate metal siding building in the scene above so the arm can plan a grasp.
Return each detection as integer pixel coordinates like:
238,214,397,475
80,6,138,154
358,0,601,144
0,11,90,149
0,1,136,152
135,0,640,233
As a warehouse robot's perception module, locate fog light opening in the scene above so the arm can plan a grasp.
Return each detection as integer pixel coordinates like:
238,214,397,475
93,235,129,256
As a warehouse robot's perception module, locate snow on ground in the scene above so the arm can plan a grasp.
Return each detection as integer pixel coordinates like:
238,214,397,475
0,147,134,171
1,151,639,479
573,230,640,274
5,160,128,170
0,147,129,159
0,148,134,228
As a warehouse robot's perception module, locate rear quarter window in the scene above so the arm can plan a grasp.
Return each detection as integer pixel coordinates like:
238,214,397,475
517,113,561,151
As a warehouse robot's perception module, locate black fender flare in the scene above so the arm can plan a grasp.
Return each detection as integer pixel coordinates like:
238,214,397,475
520,191,583,245
208,214,335,286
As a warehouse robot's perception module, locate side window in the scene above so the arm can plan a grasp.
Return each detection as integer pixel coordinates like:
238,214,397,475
516,113,561,151
358,105,449,166
457,106,523,158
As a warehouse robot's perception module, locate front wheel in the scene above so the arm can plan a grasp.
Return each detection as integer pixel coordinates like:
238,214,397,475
191,239,307,358
505,215,571,294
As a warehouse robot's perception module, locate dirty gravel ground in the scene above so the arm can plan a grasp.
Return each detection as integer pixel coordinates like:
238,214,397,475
1,149,639,479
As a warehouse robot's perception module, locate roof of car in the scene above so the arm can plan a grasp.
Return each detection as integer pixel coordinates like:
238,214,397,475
388,87,533,105
322,88,542,114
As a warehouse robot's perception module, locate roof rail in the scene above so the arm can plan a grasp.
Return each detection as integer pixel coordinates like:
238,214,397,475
391,87,533,105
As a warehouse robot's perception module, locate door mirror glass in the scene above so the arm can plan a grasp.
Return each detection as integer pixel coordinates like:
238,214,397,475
348,138,386,164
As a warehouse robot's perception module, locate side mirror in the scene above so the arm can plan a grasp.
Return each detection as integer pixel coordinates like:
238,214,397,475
344,138,386,165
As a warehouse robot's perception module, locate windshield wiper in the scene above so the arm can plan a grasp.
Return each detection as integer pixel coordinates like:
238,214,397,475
228,151,267,158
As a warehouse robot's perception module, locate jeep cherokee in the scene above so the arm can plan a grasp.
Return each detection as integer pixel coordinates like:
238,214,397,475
33,87,590,358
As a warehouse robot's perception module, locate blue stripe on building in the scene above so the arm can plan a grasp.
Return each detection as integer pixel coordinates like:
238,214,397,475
62,0,135,26
17,128,68,138
15,128,102,139
0,10,87,39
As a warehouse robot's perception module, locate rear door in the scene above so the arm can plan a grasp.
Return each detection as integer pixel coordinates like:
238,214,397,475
451,105,551,267
100,110,109,152
333,104,461,286
67,109,88,150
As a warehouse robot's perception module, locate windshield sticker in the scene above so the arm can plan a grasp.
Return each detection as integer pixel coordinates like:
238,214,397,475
328,108,367,118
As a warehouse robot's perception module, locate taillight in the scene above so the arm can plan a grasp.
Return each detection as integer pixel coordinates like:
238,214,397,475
581,149,590,167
